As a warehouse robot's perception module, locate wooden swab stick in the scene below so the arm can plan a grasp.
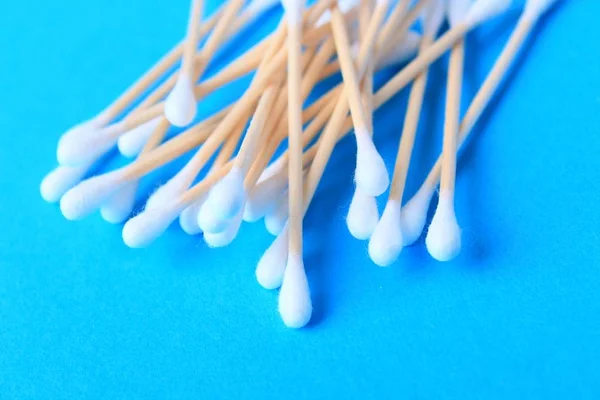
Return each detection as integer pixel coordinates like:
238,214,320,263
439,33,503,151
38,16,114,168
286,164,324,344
401,0,558,248
184,0,206,85
368,3,444,266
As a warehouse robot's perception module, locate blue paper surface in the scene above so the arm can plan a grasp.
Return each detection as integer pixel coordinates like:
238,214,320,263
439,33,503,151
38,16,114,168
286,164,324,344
0,0,599,398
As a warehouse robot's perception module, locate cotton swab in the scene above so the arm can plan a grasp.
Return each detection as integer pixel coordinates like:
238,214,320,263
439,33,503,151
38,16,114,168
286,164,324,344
345,0,378,240
197,86,277,232
401,0,560,247
166,0,245,129
264,190,289,235
368,2,445,266
40,160,96,203
140,0,280,119
99,118,171,223
328,0,429,198
243,168,289,222
330,2,391,197
122,165,233,248
53,7,222,151
277,0,310,329
425,0,471,262
164,0,206,127
178,118,243,235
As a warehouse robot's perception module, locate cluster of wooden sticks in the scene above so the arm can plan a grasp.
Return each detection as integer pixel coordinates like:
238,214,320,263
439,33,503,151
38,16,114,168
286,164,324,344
41,0,558,328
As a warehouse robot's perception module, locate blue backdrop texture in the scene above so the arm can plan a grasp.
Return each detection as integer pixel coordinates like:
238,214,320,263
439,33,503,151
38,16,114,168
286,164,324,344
0,0,598,398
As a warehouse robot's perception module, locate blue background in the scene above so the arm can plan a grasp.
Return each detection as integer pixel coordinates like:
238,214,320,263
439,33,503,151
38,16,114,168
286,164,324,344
1,0,599,398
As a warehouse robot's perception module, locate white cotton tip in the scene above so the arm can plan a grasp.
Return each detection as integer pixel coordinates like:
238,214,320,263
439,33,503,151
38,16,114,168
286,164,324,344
179,196,206,235
448,0,473,27
117,117,161,158
56,122,125,166
278,254,312,329
315,0,358,26
122,202,183,248
346,187,379,240
40,163,91,203
281,0,305,24
368,200,403,267
246,0,280,18
205,166,246,219
198,167,246,233
57,118,104,154
401,185,436,246
57,123,124,166
145,165,196,211
376,31,421,69
100,181,138,224
524,0,560,19
425,193,462,262
464,0,512,26
264,192,288,236
164,74,197,128
355,129,389,197
243,172,287,222
60,170,125,220
203,209,244,248
256,226,289,289
422,0,447,36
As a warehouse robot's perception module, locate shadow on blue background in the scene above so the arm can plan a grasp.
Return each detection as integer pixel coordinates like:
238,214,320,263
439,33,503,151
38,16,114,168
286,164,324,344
0,0,599,398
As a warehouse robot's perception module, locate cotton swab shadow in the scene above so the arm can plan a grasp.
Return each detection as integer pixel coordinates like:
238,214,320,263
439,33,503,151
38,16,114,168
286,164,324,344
302,246,329,328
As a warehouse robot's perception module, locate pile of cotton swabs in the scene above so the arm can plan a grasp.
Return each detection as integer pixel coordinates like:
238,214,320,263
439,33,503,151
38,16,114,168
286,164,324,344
41,0,559,328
